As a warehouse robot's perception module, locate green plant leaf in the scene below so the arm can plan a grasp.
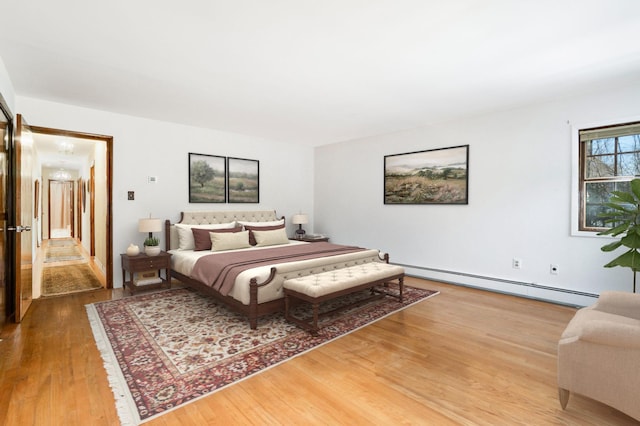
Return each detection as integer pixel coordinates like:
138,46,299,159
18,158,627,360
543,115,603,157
610,191,637,204
603,201,634,212
599,178,640,280
621,232,640,249
631,179,640,200
604,248,640,271
598,223,629,237
601,240,622,252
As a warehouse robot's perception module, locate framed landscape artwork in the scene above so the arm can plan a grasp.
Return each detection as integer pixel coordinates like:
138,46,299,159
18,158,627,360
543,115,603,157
384,145,469,205
227,157,259,203
189,153,227,203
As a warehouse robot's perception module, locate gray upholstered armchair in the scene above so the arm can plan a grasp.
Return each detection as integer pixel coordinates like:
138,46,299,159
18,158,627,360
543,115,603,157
557,291,640,421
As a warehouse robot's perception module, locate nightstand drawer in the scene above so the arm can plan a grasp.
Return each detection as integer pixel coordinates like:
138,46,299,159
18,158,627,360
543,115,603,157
132,257,168,270
121,252,171,272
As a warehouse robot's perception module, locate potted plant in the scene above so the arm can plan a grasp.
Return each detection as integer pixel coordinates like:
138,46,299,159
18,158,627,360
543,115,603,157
598,178,640,293
144,236,161,256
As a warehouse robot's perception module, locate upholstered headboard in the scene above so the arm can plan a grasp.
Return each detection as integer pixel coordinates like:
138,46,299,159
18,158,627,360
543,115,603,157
165,210,281,251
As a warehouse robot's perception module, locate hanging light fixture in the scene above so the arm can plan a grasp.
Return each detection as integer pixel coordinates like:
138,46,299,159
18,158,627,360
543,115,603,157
57,139,74,155
50,169,71,180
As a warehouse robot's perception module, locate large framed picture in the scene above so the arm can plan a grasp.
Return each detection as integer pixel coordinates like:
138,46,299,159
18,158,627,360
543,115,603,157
384,145,469,205
189,153,227,203
227,157,259,203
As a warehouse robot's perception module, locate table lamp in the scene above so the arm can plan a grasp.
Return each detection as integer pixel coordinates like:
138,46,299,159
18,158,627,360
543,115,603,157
292,214,308,239
138,215,162,256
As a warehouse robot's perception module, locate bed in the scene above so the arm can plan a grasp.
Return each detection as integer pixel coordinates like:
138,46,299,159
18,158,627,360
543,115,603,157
164,210,388,328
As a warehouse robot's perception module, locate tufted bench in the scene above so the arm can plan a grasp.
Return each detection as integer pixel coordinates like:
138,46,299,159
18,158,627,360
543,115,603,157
283,262,405,334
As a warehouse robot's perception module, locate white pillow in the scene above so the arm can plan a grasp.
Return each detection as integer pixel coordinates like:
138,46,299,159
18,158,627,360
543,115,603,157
175,222,236,250
252,228,290,247
238,219,285,229
210,230,251,251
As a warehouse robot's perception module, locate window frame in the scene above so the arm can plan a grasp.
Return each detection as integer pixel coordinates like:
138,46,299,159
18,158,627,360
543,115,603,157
574,120,640,234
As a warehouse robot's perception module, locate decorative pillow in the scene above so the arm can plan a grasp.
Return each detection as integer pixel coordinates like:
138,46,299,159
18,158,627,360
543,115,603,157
244,223,286,246
192,226,242,251
238,219,285,229
175,222,236,250
209,230,251,252
252,228,290,247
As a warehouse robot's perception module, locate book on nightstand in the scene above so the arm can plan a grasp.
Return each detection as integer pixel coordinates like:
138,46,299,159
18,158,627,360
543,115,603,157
134,278,163,286
133,270,162,286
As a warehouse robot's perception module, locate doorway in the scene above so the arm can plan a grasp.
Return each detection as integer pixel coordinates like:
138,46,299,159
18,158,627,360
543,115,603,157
32,126,113,294
0,111,113,325
48,180,74,238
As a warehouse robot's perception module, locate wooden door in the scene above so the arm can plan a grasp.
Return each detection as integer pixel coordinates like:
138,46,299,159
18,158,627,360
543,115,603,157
0,98,11,327
77,178,82,241
90,164,95,257
14,114,33,322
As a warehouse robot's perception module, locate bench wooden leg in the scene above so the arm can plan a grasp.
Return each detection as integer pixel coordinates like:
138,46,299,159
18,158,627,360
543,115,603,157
312,302,320,335
284,294,291,321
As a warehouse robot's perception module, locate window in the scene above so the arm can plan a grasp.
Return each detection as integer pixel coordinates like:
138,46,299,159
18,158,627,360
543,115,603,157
579,122,640,231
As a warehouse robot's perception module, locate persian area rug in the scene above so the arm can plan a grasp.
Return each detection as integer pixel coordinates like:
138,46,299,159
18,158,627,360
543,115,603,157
44,239,84,263
86,286,438,425
42,264,103,296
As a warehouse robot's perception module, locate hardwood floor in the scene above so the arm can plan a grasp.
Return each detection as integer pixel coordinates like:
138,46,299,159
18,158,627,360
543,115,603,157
0,277,637,425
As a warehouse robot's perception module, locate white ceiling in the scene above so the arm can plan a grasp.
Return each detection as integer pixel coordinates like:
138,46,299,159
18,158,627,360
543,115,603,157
1,0,640,147
33,133,96,171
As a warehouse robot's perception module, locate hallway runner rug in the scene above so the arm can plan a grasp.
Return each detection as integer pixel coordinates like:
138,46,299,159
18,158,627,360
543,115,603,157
47,237,76,247
86,286,438,425
44,239,84,263
42,264,103,296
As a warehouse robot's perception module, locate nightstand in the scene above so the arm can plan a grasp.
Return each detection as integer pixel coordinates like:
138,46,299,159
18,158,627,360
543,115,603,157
120,252,172,295
291,236,330,242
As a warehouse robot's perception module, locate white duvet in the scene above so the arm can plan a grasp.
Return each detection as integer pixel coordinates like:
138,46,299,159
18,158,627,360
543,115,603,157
169,241,383,305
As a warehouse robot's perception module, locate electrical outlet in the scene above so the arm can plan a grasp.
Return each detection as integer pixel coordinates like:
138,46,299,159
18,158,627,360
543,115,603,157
550,264,559,275
512,258,522,269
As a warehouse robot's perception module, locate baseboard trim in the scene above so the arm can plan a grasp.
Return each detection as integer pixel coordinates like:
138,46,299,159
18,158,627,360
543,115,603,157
394,262,598,307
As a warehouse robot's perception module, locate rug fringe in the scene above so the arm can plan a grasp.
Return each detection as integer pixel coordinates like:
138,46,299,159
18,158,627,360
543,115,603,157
86,303,141,426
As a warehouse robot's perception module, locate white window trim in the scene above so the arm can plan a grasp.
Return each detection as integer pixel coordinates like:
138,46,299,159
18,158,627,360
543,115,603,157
571,115,640,237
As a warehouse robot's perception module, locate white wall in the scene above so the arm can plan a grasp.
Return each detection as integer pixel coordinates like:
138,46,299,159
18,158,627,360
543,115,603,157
0,56,15,113
315,82,640,306
17,96,315,289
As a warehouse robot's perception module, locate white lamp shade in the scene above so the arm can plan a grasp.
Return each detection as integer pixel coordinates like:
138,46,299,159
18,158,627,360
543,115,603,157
292,214,308,225
138,218,162,233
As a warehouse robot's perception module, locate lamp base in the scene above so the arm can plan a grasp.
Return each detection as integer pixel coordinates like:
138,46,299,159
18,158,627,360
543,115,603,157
295,228,306,240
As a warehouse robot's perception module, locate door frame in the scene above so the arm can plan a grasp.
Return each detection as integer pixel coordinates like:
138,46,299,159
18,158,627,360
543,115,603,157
0,93,14,324
31,125,114,289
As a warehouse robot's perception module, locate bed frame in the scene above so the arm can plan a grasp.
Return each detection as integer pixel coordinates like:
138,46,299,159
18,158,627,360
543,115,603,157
165,210,387,329
165,210,286,329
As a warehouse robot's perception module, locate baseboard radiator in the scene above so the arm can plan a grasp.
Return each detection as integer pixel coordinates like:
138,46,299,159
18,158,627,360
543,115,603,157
395,263,598,307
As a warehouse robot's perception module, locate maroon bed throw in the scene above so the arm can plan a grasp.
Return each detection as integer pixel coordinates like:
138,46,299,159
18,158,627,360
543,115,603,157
190,242,366,295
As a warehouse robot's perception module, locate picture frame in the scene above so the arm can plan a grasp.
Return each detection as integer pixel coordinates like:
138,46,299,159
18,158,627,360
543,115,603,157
34,179,39,218
384,145,469,205
81,178,86,212
227,157,259,203
189,153,227,203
